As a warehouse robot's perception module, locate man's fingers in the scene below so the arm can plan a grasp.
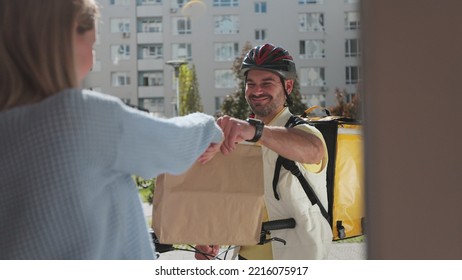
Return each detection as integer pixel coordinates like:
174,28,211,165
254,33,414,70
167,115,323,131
217,116,250,154
194,245,219,260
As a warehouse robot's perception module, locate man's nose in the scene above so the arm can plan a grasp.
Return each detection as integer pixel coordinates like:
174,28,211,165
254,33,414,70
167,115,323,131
251,85,265,94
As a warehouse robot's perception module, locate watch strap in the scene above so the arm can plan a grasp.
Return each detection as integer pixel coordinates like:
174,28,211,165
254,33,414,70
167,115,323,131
246,118,264,142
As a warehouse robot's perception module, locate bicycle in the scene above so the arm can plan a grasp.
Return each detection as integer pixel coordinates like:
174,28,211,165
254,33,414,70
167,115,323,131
150,218,296,260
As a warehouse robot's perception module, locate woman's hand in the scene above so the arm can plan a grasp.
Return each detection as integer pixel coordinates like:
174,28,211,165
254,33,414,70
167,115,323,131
197,142,221,164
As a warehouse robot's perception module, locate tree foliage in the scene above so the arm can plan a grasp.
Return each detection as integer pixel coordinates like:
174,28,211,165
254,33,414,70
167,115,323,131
179,64,203,116
134,176,155,204
219,42,253,119
328,87,362,120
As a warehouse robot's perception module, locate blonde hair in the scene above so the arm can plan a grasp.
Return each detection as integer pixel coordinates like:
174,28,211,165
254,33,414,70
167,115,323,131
0,0,98,110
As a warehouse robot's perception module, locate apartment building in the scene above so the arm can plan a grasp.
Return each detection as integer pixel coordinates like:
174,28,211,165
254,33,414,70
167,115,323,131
83,0,360,117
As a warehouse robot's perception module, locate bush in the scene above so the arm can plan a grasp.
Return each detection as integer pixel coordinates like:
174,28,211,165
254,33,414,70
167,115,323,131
134,176,155,204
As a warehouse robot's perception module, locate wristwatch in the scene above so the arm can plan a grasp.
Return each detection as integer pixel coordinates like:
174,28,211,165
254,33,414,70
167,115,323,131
246,118,264,142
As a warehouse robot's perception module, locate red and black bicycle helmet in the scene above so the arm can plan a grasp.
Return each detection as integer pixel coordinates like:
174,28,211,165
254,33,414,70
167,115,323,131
240,44,297,80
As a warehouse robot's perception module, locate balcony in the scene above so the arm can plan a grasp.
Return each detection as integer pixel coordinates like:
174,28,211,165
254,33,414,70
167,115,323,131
137,32,163,44
136,5,163,17
138,86,164,98
137,59,163,71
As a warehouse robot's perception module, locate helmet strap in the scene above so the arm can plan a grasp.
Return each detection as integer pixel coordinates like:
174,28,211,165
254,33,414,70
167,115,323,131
280,77,292,107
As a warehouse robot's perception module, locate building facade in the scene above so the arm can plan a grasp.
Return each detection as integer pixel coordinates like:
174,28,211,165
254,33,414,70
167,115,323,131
83,0,360,117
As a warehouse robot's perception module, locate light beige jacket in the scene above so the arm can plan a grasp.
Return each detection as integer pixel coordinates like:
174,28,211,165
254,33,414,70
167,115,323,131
261,108,332,259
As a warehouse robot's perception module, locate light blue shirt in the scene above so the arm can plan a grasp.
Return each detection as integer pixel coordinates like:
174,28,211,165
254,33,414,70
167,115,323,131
0,89,223,259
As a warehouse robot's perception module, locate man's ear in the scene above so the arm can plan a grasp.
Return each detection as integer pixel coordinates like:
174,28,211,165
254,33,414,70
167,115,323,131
285,79,294,94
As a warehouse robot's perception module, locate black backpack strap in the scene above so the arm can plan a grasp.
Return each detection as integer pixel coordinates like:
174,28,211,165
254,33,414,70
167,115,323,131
271,115,305,200
271,115,330,222
280,157,329,222
285,115,307,128
272,157,284,200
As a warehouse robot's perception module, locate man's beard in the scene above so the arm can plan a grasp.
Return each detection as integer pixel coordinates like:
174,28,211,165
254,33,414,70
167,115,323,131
247,94,284,118
249,101,277,117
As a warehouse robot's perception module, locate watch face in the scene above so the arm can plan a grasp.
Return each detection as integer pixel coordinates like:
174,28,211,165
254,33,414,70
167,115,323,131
247,118,263,126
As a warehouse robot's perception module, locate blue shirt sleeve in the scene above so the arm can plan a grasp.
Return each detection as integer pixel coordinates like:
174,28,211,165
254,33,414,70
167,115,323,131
112,102,223,178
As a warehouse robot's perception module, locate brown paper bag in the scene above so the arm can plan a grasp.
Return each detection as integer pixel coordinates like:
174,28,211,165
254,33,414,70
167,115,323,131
152,144,264,245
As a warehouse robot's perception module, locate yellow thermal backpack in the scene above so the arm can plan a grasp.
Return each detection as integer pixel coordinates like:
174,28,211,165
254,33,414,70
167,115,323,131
275,107,365,240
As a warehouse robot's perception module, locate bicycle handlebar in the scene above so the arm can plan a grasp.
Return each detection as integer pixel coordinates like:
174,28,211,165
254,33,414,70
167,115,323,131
152,218,298,256
150,229,174,254
259,218,296,245
262,218,296,231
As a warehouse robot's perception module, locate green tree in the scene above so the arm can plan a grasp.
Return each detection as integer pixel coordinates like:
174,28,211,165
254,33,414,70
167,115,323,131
179,64,203,116
134,175,156,204
220,42,307,118
219,42,253,119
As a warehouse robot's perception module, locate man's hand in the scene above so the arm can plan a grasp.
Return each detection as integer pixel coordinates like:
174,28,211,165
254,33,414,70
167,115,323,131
217,115,255,155
194,245,220,260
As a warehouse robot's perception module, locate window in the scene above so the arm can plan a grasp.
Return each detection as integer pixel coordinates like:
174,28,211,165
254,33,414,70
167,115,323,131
139,71,164,86
214,42,239,61
346,66,360,84
254,2,267,13
214,69,236,89
139,17,162,33
345,11,360,30
299,13,324,32
299,40,325,59
111,72,131,87
305,94,326,108
214,15,239,34
172,17,191,35
255,29,266,41
110,18,130,33
110,0,130,5
215,96,227,114
345,0,359,3
139,97,165,114
345,39,360,57
138,0,162,5
298,0,324,4
344,93,356,103
300,67,326,86
111,44,130,63
172,43,192,61
213,0,239,7
172,0,188,9
139,44,163,59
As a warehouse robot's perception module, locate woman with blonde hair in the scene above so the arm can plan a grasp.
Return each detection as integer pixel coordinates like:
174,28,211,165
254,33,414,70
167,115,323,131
0,0,223,259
